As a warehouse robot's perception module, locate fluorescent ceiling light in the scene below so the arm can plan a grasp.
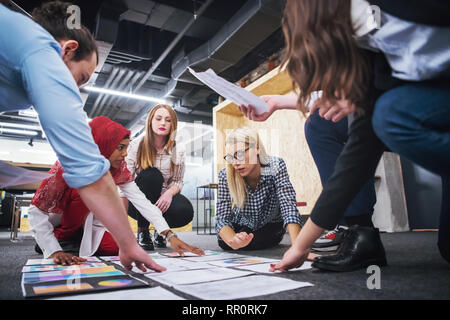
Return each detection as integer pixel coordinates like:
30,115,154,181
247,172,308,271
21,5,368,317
18,107,38,118
84,86,166,104
0,122,42,131
0,128,38,136
19,148,55,155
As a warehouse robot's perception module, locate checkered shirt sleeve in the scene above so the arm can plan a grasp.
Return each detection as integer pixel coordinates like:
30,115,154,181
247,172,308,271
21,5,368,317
215,168,234,233
272,158,302,228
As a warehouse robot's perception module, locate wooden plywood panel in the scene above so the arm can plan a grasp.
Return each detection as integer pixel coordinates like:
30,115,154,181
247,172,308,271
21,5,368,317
240,109,321,215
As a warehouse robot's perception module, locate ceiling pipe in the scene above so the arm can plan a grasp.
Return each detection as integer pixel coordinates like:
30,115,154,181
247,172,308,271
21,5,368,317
100,69,134,111
110,50,151,61
124,0,214,130
131,0,215,95
105,57,132,64
108,53,143,62
88,67,120,118
0,115,40,123
0,127,38,137
91,68,127,116
103,70,135,117
6,0,31,17
96,68,128,115
106,71,144,118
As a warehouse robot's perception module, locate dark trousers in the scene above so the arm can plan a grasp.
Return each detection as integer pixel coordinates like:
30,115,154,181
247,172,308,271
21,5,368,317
128,167,194,229
309,108,386,231
372,83,450,263
305,111,376,227
218,221,285,251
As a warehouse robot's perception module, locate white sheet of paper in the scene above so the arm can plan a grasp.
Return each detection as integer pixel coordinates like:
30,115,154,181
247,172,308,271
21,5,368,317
159,251,201,258
174,275,313,300
234,261,313,274
25,257,101,266
181,252,245,262
0,160,51,188
189,68,269,115
100,256,120,261
207,256,278,268
160,249,227,258
22,262,108,273
113,258,214,274
100,252,165,262
145,268,254,286
49,286,185,300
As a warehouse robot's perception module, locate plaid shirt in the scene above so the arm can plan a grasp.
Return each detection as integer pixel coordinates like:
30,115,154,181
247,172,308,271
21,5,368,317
215,157,302,233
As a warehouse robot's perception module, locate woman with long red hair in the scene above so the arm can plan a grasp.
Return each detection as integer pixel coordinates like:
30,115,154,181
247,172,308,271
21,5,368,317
127,104,194,250
29,116,203,265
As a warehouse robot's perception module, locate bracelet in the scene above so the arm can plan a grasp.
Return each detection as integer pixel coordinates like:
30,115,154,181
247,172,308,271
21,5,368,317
165,231,177,242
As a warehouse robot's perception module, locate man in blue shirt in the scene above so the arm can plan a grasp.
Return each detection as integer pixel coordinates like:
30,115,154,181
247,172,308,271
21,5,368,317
0,2,164,272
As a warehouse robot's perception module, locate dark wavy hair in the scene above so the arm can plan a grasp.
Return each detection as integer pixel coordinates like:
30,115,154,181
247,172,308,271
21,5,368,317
32,1,98,63
281,0,370,114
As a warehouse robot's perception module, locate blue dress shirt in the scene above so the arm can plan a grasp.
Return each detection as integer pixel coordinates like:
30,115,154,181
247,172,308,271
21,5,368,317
0,4,109,188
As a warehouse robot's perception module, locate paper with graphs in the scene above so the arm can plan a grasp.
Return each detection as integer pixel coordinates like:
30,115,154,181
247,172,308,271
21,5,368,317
174,275,313,300
234,261,313,274
145,267,254,286
189,67,269,115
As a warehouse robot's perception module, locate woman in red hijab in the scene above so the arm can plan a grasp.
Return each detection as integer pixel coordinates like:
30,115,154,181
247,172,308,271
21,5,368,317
29,116,203,265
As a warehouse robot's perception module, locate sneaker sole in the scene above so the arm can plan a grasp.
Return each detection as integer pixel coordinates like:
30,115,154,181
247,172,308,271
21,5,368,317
138,243,155,251
311,245,339,252
312,257,388,272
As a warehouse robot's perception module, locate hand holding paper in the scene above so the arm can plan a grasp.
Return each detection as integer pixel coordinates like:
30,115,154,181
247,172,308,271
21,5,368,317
238,95,280,121
188,68,269,115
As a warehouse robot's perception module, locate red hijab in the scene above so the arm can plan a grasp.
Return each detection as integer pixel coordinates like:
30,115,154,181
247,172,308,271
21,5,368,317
31,116,134,214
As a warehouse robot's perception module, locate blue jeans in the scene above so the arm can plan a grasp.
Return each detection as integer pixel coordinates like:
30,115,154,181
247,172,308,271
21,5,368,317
372,82,450,263
305,110,376,226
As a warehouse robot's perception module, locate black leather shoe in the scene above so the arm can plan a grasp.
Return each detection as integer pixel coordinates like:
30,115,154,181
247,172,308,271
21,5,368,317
154,233,167,248
312,225,387,272
137,229,155,251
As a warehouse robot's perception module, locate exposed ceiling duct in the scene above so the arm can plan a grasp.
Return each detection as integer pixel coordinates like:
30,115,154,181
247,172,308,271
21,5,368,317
1,0,287,152
78,0,286,133
172,0,283,84
124,0,284,130
131,0,215,96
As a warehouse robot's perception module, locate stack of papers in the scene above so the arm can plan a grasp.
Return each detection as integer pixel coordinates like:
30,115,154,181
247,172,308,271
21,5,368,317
174,275,313,300
22,250,315,299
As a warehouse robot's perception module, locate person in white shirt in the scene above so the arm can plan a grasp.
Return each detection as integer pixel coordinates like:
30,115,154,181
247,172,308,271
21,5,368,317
126,104,194,250
29,116,203,265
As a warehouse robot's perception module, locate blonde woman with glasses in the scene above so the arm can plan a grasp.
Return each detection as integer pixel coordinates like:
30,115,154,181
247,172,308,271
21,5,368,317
216,127,303,251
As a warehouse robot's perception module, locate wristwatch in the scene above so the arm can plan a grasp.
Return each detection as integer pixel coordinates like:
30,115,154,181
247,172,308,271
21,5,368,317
164,230,177,242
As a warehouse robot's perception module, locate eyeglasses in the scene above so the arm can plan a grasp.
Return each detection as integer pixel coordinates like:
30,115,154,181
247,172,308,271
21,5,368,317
223,147,250,164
